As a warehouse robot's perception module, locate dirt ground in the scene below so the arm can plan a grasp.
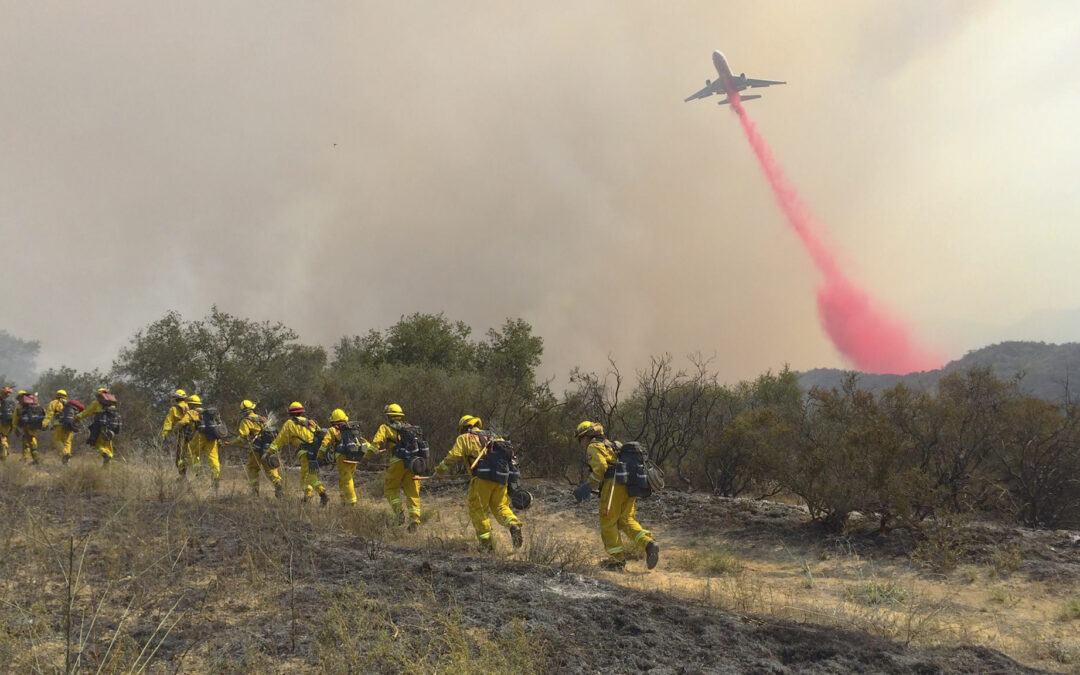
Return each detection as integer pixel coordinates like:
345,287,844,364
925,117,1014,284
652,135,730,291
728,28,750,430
0,452,1071,673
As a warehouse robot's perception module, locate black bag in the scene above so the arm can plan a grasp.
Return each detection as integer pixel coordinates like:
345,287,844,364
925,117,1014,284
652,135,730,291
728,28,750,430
197,407,229,440
58,401,85,432
302,427,327,463
390,422,430,465
614,441,652,498
19,402,46,430
473,437,516,485
96,407,123,441
337,422,364,462
0,397,14,426
252,428,276,456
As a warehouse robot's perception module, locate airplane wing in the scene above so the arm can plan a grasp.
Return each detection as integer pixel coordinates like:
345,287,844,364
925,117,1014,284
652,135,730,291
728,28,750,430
684,82,721,102
744,78,785,88
717,95,761,105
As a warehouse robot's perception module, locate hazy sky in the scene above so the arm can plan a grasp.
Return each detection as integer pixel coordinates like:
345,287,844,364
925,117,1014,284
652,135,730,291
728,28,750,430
3,1,1080,383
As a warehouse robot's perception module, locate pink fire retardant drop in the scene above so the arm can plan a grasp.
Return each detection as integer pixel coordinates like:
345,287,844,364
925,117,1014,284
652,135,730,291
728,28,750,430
727,91,942,374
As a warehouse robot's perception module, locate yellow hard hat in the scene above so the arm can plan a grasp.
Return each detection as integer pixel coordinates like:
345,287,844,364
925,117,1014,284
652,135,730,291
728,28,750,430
288,401,305,415
329,408,349,424
17,390,27,397
575,420,603,439
384,403,404,418
174,389,187,400
458,414,477,431
187,394,202,405
56,389,67,397
240,399,256,411
96,387,109,394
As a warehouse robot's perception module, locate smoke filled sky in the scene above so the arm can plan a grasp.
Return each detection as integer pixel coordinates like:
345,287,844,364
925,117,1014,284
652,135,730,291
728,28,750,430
4,1,1080,383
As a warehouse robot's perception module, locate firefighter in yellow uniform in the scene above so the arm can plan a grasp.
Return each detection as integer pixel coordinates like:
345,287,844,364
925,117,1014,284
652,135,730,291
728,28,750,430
229,400,284,497
318,408,371,507
160,389,192,476
176,395,222,490
76,389,119,465
574,421,659,571
366,403,422,531
268,402,328,505
42,389,74,464
434,415,523,550
12,391,44,463
0,386,13,459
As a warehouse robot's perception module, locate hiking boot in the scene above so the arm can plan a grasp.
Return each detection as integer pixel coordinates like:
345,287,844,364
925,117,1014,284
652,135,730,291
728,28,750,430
407,521,418,533
274,483,284,499
319,492,329,507
600,558,626,571
510,524,523,549
396,511,406,526
646,542,660,570
302,494,312,504
101,454,111,466
479,537,494,552
61,454,70,465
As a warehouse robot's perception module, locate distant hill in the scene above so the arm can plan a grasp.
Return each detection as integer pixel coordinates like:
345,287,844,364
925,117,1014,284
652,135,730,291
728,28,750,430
798,341,1080,403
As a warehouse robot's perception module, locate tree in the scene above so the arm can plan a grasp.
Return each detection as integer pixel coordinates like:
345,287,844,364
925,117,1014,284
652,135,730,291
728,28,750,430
0,329,41,387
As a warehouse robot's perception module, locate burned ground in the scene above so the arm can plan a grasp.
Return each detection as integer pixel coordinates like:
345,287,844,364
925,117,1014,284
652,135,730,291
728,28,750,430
0,456,1063,673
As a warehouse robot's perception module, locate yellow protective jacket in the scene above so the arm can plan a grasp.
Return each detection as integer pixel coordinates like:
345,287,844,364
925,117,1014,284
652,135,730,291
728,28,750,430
435,431,485,475
586,439,618,490
230,413,263,446
43,398,66,428
160,402,189,436
269,416,315,453
76,399,103,421
317,424,341,459
176,407,202,432
367,422,402,460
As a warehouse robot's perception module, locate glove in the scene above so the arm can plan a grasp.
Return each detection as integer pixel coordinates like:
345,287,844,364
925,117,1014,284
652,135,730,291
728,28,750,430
573,482,592,503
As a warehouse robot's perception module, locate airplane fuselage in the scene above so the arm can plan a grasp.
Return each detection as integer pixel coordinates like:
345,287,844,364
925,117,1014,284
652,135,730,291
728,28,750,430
712,50,747,95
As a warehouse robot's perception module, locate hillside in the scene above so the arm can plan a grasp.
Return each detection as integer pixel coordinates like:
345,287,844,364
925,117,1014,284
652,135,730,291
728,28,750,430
799,341,1080,401
2,451,1072,672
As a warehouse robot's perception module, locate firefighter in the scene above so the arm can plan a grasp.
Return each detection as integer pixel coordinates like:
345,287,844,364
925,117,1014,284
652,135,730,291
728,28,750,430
318,408,370,507
228,400,283,497
42,389,74,464
574,421,659,571
160,389,193,477
268,402,328,505
366,403,423,531
0,386,13,459
175,395,223,491
12,390,45,464
76,388,121,465
433,415,523,550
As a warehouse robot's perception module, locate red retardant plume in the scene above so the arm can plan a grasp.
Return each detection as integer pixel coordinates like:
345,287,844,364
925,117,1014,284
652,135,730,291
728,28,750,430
727,91,942,374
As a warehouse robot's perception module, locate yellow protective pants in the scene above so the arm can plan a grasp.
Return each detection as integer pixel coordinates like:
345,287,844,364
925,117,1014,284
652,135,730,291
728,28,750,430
336,455,358,505
175,435,196,475
19,429,38,460
246,450,282,492
598,480,653,563
383,459,420,524
190,435,221,481
95,438,114,459
0,423,10,458
52,427,73,458
468,477,521,544
296,451,326,499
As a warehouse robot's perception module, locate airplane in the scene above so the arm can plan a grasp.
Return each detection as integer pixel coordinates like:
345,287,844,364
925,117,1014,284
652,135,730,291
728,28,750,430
684,50,785,105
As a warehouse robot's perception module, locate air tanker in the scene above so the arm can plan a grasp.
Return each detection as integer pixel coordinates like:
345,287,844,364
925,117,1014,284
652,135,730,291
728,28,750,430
684,50,785,105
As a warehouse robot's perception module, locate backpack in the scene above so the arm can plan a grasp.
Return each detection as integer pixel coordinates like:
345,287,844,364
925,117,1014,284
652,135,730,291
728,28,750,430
390,422,429,462
58,400,86,432
94,406,123,441
197,406,229,441
613,441,652,498
252,427,276,455
299,421,327,462
336,422,365,463
0,397,14,426
18,396,46,430
472,434,516,485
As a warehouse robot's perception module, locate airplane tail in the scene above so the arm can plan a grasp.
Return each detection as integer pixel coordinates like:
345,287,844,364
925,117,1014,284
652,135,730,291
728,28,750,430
718,94,761,105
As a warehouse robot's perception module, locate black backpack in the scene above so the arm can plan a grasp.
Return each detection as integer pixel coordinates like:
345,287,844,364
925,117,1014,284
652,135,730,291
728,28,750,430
252,427,276,456
19,401,46,430
614,441,652,498
390,422,429,462
98,407,123,441
0,397,13,426
472,434,516,485
197,407,229,441
337,422,365,462
58,401,86,432
301,424,327,462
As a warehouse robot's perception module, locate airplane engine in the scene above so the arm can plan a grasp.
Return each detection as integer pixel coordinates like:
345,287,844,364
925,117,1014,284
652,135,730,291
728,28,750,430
705,79,711,86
